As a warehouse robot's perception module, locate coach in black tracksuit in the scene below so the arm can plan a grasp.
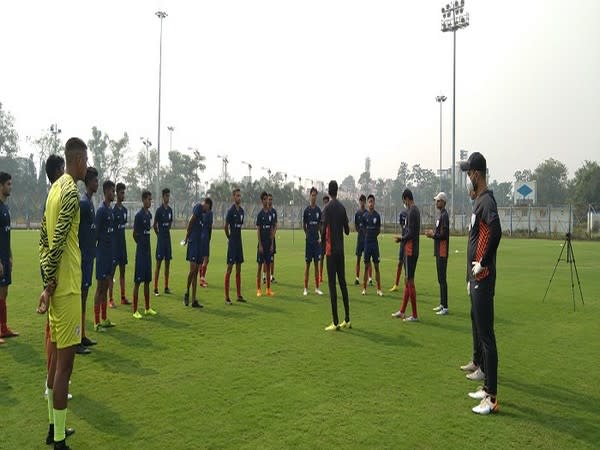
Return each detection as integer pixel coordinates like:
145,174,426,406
322,180,350,330
426,192,450,313
461,152,502,413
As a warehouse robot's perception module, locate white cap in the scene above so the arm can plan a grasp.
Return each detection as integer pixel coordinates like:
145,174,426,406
434,192,447,202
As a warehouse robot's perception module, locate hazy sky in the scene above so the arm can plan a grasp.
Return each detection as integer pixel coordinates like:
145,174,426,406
1,0,599,186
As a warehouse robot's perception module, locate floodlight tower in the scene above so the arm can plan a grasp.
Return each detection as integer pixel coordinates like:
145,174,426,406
435,95,447,193
167,126,174,152
241,160,253,183
217,154,229,182
261,167,272,182
140,137,152,186
50,124,62,153
441,0,469,230
155,10,168,199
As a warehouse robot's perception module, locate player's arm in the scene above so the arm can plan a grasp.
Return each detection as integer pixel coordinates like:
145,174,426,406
303,209,308,234
256,224,263,253
153,209,159,234
478,208,502,268
224,211,231,239
343,210,350,236
133,214,140,244
375,214,381,237
184,214,196,243
434,212,449,241
43,188,79,287
39,213,50,284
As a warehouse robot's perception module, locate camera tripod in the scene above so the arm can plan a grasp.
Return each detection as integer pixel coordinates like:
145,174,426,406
542,233,584,311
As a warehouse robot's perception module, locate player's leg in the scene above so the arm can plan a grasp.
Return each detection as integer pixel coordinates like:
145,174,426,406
355,253,361,284
164,259,171,293
52,345,76,445
133,281,142,317
362,252,370,292
256,252,263,296
374,262,382,293
154,258,162,294
235,262,244,301
144,280,154,314
336,252,350,325
0,285,18,337
118,263,128,304
326,255,339,328
314,255,322,293
303,259,310,294
472,279,498,402
225,263,233,303
108,263,116,307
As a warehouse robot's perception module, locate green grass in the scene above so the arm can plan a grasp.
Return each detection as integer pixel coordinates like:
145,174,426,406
3,230,600,449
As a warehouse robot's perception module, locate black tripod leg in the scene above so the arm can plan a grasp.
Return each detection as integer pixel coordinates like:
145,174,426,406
542,239,567,303
568,242,576,311
569,240,585,306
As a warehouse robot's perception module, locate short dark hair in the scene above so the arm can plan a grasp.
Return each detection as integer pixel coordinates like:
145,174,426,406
116,182,126,192
328,180,338,197
204,197,213,210
260,191,268,200
103,180,115,193
232,188,240,195
323,195,330,202
162,188,170,196
45,154,65,183
64,137,87,163
367,194,375,201
85,167,98,186
268,193,273,198
142,190,152,201
359,194,366,202
0,172,11,185
402,189,413,201
310,187,318,195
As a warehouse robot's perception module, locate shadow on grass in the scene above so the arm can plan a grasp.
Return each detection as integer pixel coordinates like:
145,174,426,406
70,393,139,437
420,318,472,335
0,378,19,406
5,340,45,367
150,314,192,330
200,306,255,319
502,379,600,447
348,327,423,348
247,301,286,314
90,347,159,377
96,327,166,350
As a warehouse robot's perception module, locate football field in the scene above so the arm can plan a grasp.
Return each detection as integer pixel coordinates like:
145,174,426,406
2,229,600,449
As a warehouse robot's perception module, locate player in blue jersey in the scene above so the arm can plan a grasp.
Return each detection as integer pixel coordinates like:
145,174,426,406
302,187,323,296
0,172,18,343
354,195,371,285
262,193,278,284
319,195,329,284
93,180,117,331
109,182,129,308
183,200,204,308
77,167,99,353
389,210,408,292
198,198,213,288
132,190,157,319
153,188,173,295
224,188,245,305
361,195,383,296
256,191,275,297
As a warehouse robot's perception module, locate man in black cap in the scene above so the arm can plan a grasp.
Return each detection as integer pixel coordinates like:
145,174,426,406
460,152,501,415
322,180,351,331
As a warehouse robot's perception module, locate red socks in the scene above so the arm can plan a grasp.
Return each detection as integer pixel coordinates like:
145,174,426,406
409,284,418,318
119,278,126,300
0,298,7,331
400,285,409,314
94,303,100,324
395,265,402,285
235,273,241,297
101,301,107,321
225,272,231,298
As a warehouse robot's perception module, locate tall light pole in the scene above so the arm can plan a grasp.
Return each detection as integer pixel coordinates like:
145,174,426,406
140,137,152,187
167,126,174,152
241,160,253,183
217,154,229,182
262,167,272,183
435,95,447,193
50,123,62,153
441,0,469,230
155,10,168,199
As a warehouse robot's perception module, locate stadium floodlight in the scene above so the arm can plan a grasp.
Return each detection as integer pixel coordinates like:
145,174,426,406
167,126,174,152
440,0,469,230
435,95,447,193
217,154,229,182
261,167,272,182
155,10,168,200
241,160,253,183
49,123,62,153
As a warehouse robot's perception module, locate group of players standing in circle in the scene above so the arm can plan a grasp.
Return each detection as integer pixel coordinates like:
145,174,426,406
0,139,501,448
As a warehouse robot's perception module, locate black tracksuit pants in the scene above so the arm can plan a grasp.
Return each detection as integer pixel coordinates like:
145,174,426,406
326,252,350,325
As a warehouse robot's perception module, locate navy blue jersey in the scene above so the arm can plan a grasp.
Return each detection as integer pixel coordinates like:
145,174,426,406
78,193,96,258
0,200,10,259
95,202,114,254
355,209,366,241
303,205,322,244
271,207,278,226
226,205,244,242
190,203,203,243
201,210,213,241
256,209,274,243
134,208,152,253
112,204,128,245
362,210,381,244
155,205,173,236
